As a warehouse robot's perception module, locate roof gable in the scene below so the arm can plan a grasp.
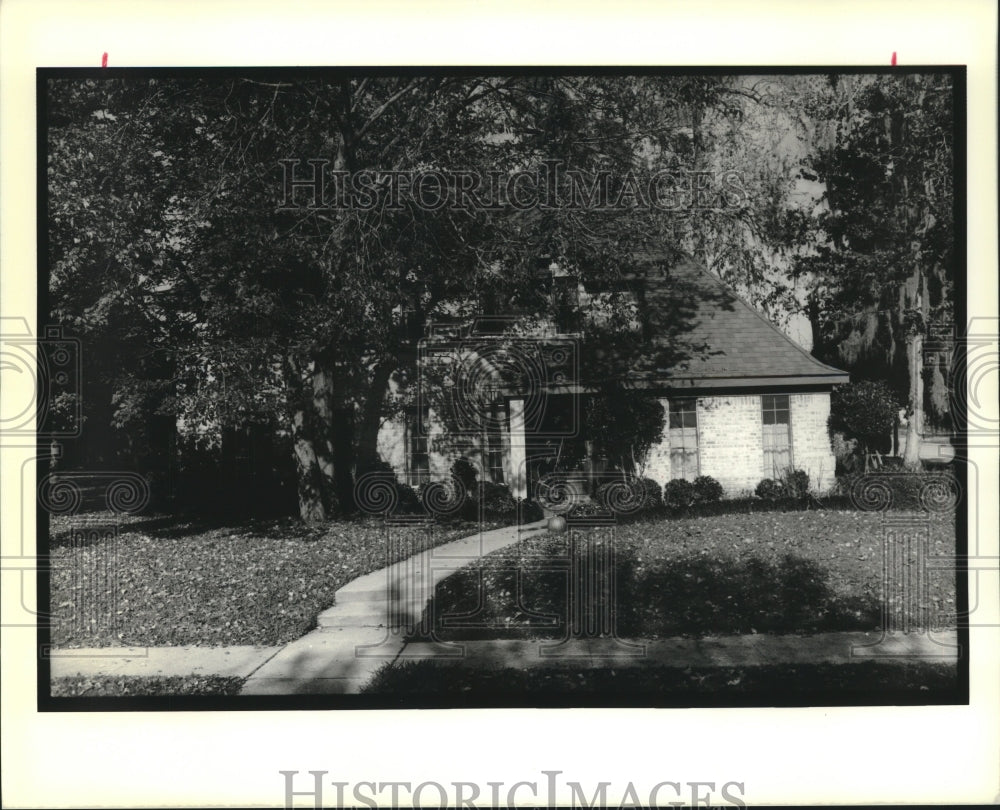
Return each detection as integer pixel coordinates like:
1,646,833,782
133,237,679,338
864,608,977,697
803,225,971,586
628,251,849,389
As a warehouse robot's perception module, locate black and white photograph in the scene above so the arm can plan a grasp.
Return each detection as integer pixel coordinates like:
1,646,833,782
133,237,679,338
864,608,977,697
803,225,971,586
36,66,966,708
1,2,997,808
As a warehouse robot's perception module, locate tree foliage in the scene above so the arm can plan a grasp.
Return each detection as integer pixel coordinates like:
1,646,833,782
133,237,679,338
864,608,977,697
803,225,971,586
584,392,666,472
829,381,899,454
46,71,957,519
790,73,955,457
48,73,753,521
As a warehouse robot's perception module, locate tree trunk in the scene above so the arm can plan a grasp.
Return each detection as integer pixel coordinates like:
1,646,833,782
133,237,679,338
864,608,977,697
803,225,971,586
902,254,929,469
291,411,329,524
354,360,395,473
903,329,924,468
285,356,340,524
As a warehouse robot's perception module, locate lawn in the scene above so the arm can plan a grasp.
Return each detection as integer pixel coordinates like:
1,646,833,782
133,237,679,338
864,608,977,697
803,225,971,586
48,512,500,648
425,509,956,640
362,659,960,704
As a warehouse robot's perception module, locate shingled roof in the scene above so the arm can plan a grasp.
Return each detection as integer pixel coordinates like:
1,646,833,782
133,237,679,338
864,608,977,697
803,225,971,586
627,250,850,390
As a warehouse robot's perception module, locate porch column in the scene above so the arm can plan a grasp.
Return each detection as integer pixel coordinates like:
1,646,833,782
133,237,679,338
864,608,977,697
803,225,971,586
507,398,528,500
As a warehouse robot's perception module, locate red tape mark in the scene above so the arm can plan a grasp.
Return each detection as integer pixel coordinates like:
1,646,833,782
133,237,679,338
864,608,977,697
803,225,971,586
891,51,897,66
101,52,108,68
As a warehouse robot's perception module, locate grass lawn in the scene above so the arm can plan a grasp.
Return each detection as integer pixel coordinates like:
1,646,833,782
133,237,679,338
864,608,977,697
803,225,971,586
49,512,501,648
362,659,960,703
50,675,244,697
426,509,956,640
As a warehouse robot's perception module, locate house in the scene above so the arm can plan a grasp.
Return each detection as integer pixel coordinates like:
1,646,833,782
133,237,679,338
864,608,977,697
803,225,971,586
376,250,849,500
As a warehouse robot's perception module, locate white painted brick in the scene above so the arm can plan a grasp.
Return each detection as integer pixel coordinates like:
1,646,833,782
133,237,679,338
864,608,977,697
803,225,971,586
642,391,837,497
790,392,837,493
381,390,839,498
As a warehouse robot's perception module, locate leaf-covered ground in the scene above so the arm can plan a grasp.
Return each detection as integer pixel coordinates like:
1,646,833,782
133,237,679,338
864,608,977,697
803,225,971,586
427,510,957,640
50,675,244,697
48,512,499,648
363,659,960,703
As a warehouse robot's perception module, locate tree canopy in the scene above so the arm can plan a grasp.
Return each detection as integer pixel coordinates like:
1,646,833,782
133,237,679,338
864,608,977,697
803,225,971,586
46,70,958,519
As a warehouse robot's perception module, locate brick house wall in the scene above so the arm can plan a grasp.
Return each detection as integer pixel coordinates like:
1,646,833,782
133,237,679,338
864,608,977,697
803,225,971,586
789,392,836,492
697,395,767,495
641,392,837,496
379,390,838,499
376,409,481,488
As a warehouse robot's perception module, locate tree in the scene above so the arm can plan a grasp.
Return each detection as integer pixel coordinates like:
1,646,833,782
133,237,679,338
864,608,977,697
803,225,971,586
584,392,666,473
48,73,735,522
791,74,955,467
829,380,899,468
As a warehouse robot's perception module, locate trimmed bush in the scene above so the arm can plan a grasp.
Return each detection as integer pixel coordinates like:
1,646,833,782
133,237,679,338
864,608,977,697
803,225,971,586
520,500,545,523
591,477,664,514
479,481,517,519
756,470,810,501
755,478,785,500
594,481,615,511
393,483,423,514
636,477,664,510
780,468,810,498
692,475,724,504
663,478,697,510
569,500,611,519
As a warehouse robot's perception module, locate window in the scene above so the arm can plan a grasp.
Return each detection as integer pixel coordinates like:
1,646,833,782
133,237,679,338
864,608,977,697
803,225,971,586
669,399,699,480
482,402,506,484
406,408,430,486
761,394,792,475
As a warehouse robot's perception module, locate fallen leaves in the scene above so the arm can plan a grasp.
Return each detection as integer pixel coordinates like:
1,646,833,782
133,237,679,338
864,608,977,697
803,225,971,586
430,509,957,642
49,513,499,648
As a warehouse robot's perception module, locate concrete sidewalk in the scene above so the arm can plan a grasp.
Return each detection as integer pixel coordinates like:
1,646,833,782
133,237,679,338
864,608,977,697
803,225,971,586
235,629,959,694
239,518,550,694
47,518,960,694
49,645,281,679
52,630,960,693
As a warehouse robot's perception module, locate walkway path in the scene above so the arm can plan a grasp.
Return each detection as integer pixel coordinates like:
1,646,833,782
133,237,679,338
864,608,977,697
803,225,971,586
49,518,960,694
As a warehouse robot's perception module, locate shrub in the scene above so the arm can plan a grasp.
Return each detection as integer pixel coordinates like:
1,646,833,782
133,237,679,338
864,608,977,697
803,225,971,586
780,468,810,499
755,470,809,501
393,482,423,514
355,458,424,515
520,500,545,523
416,479,468,520
636,477,664,510
479,481,517,519
831,430,861,474
594,481,615,511
829,381,899,457
755,478,784,500
356,458,395,478
663,478,697,510
450,458,479,493
837,469,956,512
594,477,660,513
569,500,611,519
584,393,665,472
692,475,724,504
